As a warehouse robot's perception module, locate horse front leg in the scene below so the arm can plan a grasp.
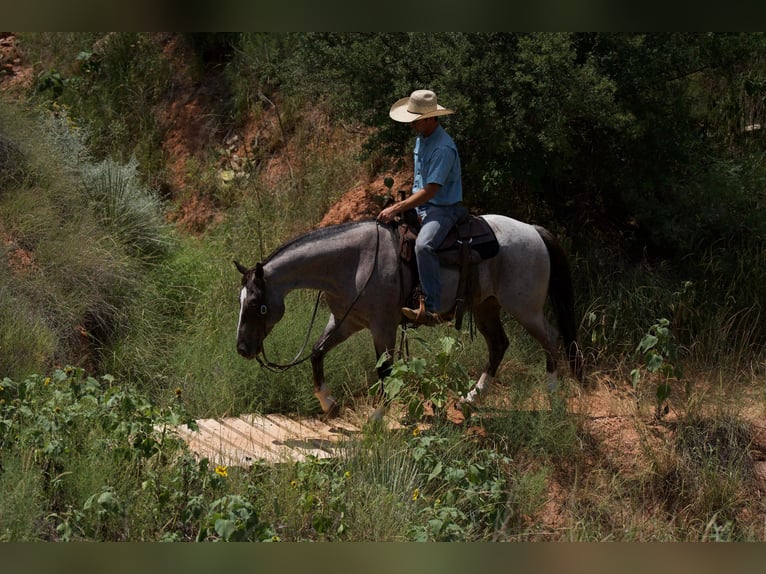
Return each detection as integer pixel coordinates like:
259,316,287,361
311,347,339,418
311,316,354,418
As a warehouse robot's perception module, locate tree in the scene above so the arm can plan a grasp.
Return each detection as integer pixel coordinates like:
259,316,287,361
286,32,766,258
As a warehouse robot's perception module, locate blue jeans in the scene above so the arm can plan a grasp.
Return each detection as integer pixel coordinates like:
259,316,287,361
414,203,468,312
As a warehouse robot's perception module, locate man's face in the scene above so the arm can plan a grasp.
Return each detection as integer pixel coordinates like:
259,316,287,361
411,116,438,137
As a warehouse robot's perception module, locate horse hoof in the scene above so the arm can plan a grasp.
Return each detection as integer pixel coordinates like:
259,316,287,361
323,400,340,419
455,398,474,422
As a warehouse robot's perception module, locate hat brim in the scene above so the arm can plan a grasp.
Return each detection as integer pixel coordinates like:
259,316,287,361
389,96,455,123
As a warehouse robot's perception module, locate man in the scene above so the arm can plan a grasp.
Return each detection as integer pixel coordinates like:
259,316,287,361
377,89,468,325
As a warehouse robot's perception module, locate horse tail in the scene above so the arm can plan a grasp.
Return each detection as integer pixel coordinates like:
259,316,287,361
534,225,584,382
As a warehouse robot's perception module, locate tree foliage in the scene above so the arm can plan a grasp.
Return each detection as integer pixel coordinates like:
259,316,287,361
26,32,766,258
281,32,766,258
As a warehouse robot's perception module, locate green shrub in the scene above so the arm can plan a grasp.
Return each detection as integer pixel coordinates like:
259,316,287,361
79,156,171,260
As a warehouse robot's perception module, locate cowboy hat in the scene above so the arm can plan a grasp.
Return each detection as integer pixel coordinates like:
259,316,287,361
389,89,455,123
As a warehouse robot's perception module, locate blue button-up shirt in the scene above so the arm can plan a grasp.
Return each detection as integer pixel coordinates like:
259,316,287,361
412,124,463,206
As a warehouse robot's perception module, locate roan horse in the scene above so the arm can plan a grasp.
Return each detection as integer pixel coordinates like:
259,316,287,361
235,214,582,420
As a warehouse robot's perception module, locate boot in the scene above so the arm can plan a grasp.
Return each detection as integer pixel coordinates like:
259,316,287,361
401,296,442,326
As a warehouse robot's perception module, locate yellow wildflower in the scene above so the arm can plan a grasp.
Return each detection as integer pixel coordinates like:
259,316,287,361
412,427,421,437
44,377,51,386
214,465,228,478
344,471,352,480
412,488,420,502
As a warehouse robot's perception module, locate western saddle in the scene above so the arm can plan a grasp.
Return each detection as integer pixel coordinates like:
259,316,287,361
395,199,499,330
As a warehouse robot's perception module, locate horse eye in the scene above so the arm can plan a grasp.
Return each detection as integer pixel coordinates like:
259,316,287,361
260,305,268,315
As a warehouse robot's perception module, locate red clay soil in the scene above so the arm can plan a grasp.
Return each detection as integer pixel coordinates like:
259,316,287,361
319,170,413,227
0,32,32,94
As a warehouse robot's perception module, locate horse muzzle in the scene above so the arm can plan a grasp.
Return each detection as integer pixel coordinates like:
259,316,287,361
237,339,260,359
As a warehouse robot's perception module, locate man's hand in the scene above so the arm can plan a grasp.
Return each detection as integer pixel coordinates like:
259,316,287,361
377,204,398,224
378,185,436,224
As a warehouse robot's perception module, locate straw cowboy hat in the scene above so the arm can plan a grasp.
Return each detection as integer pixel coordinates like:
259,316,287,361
389,89,455,123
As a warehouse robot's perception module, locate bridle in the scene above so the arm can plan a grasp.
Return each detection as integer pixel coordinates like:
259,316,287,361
252,222,383,373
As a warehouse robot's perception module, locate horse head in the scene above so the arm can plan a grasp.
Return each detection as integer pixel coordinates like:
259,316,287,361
234,260,285,359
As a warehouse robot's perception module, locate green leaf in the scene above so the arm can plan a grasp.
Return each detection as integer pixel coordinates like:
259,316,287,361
646,353,664,373
383,377,403,399
428,461,443,482
408,357,427,377
637,333,658,353
215,518,236,540
439,336,457,356
446,467,466,482
98,491,115,507
428,518,444,536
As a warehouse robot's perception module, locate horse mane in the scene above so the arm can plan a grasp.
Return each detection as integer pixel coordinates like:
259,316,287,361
262,219,377,264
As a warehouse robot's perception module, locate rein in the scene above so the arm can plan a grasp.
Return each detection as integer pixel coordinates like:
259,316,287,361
255,222,383,372
255,291,323,372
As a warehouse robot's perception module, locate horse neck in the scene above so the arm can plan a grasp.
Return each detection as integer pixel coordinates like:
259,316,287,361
263,222,376,296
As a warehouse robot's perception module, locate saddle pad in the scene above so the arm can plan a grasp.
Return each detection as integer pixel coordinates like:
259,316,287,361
437,215,499,263
397,214,500,264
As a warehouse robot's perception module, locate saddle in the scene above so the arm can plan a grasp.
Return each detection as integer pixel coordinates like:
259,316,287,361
397,207,499,330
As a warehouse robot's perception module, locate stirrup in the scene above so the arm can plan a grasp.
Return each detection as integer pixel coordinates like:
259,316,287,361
401,297,441,326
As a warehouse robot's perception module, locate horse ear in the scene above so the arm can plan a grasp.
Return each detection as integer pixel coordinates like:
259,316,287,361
234,260,249,275
255,262,264,280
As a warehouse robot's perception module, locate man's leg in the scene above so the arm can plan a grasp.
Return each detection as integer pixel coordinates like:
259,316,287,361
410,204,467,314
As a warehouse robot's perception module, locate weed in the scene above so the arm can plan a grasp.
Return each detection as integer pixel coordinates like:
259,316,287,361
631,317,682,419
373,335,473,422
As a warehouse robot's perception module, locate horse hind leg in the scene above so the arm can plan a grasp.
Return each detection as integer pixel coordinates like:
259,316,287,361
461,299,509,406
518,312,561,392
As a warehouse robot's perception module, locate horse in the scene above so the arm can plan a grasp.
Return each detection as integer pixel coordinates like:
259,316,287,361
235,214,583,421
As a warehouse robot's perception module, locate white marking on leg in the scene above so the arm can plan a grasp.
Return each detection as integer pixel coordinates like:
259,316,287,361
462,372,493,405
314,383,337,413
237,286,247,338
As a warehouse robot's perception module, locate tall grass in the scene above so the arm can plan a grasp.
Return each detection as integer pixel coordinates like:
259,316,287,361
0,366,549,541
80,156,171,260
0,103,170,378
0,285,56,377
